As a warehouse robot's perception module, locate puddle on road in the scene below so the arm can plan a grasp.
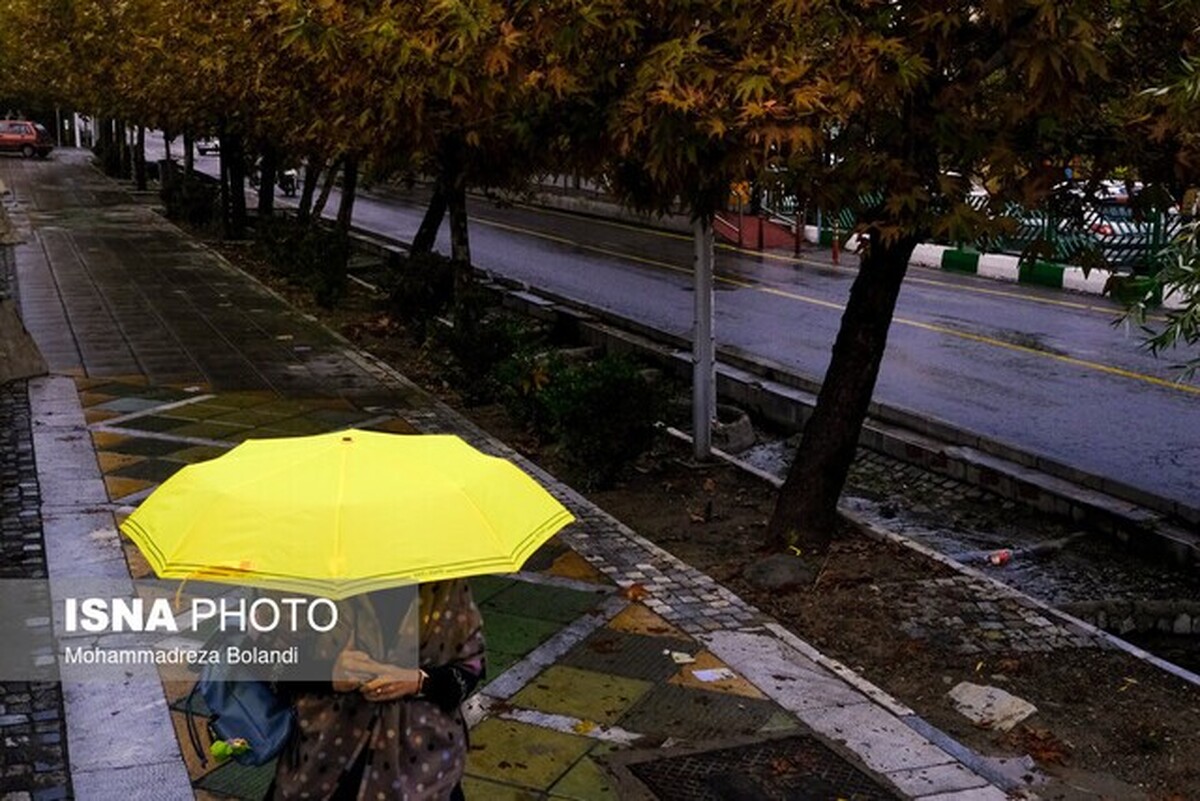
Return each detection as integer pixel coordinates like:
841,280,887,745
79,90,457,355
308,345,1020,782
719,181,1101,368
931,318,1071,357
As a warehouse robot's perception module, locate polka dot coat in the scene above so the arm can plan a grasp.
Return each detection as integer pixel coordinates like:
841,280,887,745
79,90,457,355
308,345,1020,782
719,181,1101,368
272,580,485,801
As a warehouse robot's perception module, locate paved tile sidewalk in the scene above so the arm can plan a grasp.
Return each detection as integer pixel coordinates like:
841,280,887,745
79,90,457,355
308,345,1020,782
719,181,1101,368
2,152,1017,800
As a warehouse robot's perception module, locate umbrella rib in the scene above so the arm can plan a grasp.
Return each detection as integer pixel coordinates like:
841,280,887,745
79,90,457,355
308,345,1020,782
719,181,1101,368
332,437,349,581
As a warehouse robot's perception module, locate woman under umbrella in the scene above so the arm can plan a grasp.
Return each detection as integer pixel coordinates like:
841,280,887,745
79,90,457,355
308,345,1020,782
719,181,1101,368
268,580,485,800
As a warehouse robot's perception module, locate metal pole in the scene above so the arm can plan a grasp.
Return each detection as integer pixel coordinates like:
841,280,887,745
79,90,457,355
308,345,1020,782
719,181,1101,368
692,216,715,460
737,198,744,249
795,203,802,256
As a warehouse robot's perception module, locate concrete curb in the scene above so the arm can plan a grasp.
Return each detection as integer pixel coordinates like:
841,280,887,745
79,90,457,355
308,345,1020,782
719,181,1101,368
913,243,1112,296
28,376,193,801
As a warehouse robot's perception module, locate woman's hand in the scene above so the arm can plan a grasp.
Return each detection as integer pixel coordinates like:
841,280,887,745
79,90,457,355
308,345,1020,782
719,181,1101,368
360,666,423,702
331,648,379,693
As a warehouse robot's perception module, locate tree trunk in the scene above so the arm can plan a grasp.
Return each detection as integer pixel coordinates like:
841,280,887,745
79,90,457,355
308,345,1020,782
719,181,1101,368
217,126,229,237
336,154,359,236
766,230,918,551
95,116,109,153
183,131,194,174
118,120,131,179
445,145,474,336
98,118,118,177
312,155,343,219
134,126,147,191
299,155,322,220
257,143,277,218
410,181,447,255
220,130,247,240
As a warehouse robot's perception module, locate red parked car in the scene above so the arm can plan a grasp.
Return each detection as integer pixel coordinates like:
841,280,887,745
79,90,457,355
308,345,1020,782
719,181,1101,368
0,119,53,158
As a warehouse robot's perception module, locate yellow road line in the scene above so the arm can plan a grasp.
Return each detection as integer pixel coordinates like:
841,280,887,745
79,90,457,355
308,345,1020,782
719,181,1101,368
474,215,1197,396
895,318,1200,395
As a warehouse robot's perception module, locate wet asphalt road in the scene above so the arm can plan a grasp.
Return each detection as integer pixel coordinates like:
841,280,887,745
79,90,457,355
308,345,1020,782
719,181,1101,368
347,188,1200,515
170,144,1200,516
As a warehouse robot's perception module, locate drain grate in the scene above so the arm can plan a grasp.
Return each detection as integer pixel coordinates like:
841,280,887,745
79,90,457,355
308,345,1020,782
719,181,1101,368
625,734,902,801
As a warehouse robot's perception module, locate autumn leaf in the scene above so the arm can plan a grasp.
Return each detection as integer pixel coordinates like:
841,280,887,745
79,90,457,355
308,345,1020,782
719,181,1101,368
620,582,650,601
1004,726,1071,766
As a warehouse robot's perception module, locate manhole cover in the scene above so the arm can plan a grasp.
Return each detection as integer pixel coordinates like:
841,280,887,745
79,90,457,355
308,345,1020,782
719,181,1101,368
622,733,902,801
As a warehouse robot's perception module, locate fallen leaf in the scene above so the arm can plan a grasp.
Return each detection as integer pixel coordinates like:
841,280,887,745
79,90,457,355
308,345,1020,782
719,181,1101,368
703,478,716,493
1004,725,1070,765
621,583,650,601
770,756,794,774
572,719,597,734
588,636,622,654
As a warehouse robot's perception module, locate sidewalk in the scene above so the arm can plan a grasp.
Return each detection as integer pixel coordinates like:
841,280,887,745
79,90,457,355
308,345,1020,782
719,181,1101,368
4,152,1050,800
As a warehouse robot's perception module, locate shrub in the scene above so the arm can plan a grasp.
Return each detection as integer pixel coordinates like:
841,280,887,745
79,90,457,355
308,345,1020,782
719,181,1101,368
382,251,454,341
496,346,561,435
254,215,348,308
440,303,536,406
540,354,661,488
161,173,219,228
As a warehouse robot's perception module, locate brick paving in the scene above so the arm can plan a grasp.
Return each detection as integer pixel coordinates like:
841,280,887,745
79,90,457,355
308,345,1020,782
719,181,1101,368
893,575,1105,654
0,381,72,801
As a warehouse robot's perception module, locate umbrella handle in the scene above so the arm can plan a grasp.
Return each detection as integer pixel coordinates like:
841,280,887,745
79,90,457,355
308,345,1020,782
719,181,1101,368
172,568,235,612
173,575,196,612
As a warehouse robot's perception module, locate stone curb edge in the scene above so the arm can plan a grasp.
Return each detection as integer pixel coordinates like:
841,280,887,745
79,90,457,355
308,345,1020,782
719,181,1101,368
906,242,1187,310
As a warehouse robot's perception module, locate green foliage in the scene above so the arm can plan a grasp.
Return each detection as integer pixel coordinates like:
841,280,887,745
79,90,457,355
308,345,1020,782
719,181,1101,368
439,304,535,406
539,355,660,489
1118,220,1200,378
495,346,562,435
255,215,349,309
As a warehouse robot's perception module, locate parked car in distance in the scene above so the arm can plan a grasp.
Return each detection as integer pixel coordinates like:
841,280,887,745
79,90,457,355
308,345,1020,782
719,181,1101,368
0,119,53,158
195,137,220,156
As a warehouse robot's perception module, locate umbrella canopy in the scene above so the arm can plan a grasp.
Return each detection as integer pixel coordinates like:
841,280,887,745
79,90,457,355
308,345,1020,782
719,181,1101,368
119,429,575,598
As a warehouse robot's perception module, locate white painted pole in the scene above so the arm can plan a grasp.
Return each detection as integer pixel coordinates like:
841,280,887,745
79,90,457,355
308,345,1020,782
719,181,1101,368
692,215,715,460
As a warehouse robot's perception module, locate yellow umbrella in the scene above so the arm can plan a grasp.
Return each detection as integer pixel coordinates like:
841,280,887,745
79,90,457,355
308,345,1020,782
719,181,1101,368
119,429,575,598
